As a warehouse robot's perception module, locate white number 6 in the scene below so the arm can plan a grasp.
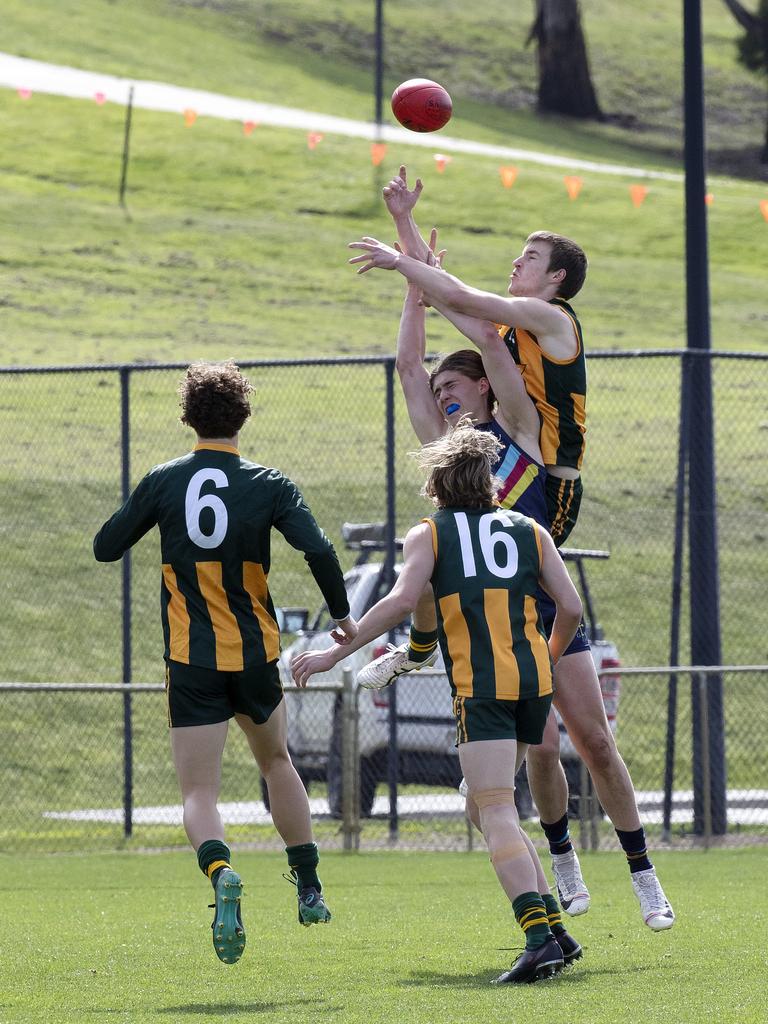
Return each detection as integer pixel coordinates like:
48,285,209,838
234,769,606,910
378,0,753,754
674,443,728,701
185,468,229,549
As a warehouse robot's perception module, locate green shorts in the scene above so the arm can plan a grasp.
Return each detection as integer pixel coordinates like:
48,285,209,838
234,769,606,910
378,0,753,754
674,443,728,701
164,658,284,728
452,693,553,746
545,474,583,547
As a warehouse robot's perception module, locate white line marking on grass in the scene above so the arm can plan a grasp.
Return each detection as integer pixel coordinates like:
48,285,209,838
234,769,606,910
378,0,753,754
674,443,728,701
0,52,683,182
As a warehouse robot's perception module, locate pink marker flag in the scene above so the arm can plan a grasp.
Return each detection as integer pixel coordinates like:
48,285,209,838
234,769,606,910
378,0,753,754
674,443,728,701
499,166,518,189
760,199,768,223
307,132,324,149
17,88,31,100
371,142,387,166
183,108,197,127
243,120,258,136
629,184,648,207
434,153,452,173
564,176,583,200
94,92,107,105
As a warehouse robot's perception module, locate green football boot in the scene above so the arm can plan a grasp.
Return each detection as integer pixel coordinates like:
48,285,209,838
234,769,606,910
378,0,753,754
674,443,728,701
210,868,245,964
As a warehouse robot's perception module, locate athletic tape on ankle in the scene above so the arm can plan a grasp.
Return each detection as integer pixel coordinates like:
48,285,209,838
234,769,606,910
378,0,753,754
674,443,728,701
206,859,230,879
472,787,516,809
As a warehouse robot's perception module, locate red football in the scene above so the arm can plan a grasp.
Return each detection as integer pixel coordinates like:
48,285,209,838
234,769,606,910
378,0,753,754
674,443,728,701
391,78,452,133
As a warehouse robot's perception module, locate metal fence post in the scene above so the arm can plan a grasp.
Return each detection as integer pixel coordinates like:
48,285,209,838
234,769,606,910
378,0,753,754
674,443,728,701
341,668,360,851
384,358,399,843
697,671,713,848
119,367,133,839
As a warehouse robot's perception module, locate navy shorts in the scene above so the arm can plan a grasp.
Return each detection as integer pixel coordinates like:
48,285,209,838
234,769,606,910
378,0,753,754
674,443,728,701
164,658,284,728
536,588,591,658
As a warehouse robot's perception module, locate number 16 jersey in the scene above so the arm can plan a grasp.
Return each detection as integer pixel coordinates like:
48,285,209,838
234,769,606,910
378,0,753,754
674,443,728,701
424,506,553,701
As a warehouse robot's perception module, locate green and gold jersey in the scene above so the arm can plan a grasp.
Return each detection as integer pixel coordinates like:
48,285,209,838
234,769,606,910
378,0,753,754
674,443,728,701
497,297,587,470
425,506,553,700
94,443,349,672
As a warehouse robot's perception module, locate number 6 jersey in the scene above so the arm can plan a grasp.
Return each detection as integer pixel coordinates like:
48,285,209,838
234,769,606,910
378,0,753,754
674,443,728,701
424,506,553,701
93,442,349,672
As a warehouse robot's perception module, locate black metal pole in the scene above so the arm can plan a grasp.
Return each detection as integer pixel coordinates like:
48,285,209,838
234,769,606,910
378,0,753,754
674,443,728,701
374,0,384,131
683,0,726,834
119,85,134,210
120,368,133,839
662,353,690,840
384,359,399,841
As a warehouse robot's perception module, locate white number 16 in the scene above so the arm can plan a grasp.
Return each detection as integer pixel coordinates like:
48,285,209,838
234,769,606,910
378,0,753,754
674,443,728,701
454,510,519,579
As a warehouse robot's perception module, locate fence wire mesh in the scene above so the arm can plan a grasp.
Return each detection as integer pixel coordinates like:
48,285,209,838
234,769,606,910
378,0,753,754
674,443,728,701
0,353,766,852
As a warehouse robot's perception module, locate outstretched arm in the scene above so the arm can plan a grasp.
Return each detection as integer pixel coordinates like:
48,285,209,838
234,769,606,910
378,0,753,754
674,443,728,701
291,524,435,686
383,165,431,262
536,527,582,664
396,286,447,445
349,237,568,339
428,299,542,456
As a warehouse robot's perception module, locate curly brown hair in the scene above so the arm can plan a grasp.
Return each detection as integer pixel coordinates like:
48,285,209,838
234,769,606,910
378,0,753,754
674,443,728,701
178,360,253,438
415,418,502,509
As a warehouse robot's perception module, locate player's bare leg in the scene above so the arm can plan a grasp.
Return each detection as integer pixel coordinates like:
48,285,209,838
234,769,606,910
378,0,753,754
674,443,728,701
526,709,590,916
236,703,312,846
171,722,245,963
171,721,228,847
461,738,568,983
357,583,438,689
553,651,675,930
236,703,331,925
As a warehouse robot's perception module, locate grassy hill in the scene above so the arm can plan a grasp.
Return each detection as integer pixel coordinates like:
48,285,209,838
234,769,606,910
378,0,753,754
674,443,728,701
2,0,767,366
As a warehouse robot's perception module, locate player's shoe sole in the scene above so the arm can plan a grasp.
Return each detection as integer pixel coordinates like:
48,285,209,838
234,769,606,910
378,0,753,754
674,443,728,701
211,869,245,964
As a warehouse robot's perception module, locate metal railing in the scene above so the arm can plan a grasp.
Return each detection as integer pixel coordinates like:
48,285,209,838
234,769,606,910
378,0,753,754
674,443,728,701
2,664,766,852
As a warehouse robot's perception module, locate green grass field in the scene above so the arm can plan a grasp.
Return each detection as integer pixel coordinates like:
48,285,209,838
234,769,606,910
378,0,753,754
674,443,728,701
1,848,764,1024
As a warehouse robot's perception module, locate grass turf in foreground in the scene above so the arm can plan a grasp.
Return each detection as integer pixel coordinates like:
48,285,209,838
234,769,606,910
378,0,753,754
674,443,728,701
0,848,764,1024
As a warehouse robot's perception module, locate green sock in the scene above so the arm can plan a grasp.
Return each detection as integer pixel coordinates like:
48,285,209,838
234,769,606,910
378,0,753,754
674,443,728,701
285,842,321,891
512,892,552,951
196,839,231,888
407,627,438,663
542,892,565,936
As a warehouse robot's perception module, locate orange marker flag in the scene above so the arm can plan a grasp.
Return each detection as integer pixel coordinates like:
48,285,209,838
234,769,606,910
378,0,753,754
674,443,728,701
704,193,714,206
499,166,518,189
94,91,106,105
629,184,648,207
17,87,31,100
564,175,583,200
183,108,197,127
243,120,258,136
307,132,324,149
371,142,387,166
434,153,452,173
760,199,768,222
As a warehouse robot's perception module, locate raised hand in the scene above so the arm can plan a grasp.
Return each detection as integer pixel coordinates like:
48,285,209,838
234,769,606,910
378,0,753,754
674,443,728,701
348,237,401,274
382,164,423,219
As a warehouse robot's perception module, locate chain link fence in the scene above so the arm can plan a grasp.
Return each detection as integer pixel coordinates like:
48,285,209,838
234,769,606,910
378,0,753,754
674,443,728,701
1,352,767,852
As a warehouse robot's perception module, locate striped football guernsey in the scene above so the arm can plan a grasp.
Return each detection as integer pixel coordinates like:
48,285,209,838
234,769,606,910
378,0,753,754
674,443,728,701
93,443,349,672
424,507,553,700
497,297,587,470
476,418,547,528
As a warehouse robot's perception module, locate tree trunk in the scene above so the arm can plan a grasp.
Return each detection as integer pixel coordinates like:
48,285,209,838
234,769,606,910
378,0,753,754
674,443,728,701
528,0,603,119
